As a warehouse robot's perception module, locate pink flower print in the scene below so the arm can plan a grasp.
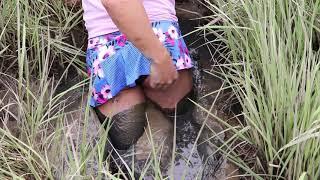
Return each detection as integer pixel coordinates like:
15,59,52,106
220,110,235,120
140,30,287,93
87,68,91,76
168,25,179,39
116,35,127,47
96,96,107,105
178,40,189,54
184,54,192,68
165,33,175,46
90,38,99,45
105,34,114,41
98,45,116,60
101,84,112,100
92,88,108,105
88,38,100,48
178,40,184,54
99,37,108,45
153,28,166,42
96,93,107,105
184,47,189,54
176,57,185,69
93,60,104,78
92,88,99,100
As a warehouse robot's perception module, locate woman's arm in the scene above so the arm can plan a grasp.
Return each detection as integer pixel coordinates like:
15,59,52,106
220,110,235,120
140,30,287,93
101,0,178,89
101,0,167,64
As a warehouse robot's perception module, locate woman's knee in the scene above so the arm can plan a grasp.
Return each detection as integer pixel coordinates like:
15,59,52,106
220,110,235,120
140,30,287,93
108,102,147,150
162,88,196,117
97,86,146,116
143,69,193,109
94,87,147,150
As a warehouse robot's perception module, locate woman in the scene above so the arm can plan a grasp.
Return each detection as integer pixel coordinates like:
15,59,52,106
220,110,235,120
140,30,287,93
82,0,194,151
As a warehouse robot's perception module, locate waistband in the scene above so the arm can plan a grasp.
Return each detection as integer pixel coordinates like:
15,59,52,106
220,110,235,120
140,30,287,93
87,20,179,49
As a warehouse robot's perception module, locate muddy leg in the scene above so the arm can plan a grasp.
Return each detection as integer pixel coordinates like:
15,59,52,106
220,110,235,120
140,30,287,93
133,102,174,177
96,86,147,150
95,86,147,177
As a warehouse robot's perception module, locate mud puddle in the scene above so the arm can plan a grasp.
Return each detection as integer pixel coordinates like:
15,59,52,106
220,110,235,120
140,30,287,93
173,117,203,179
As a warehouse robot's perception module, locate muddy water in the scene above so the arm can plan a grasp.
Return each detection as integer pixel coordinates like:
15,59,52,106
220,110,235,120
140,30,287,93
0,1,234,179
49,19,224,180
173,117,203,179
168,16,226,179
168,68,223,180
141,114,205,180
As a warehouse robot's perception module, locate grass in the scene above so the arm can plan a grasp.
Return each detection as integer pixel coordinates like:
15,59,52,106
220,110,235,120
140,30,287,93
0,0,85,75
203,0,320,179
0,0,105,179
1,2,207,179
2,0,320,179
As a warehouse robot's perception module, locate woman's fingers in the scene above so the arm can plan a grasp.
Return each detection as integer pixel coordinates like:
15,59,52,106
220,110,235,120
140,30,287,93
144,73,179,90
154,78,177,90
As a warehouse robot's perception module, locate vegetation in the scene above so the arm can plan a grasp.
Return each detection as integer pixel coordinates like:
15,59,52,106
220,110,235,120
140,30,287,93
0,0,95,179
1,0,320,179
205,0,320,179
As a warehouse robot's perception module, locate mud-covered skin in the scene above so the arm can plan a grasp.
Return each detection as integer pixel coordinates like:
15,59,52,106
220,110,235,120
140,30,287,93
134,102,174,176
102,102,173,179
160,89,196,120
96,103,147,150
95,88,195,150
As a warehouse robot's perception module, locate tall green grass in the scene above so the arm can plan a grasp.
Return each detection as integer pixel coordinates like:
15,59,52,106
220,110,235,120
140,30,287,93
0,0,85,75
5,0,320,179
1,1,205,179
204,0,320,179
0,0,103,179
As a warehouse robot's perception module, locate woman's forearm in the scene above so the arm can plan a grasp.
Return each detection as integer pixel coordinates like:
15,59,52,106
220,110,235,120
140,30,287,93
101,0,169,64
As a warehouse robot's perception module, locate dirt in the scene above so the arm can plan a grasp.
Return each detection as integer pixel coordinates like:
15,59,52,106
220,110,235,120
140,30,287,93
0,1,244,179
134,102,174,174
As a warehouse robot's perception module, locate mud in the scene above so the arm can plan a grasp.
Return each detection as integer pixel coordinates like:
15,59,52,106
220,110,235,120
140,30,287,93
0,1,241,179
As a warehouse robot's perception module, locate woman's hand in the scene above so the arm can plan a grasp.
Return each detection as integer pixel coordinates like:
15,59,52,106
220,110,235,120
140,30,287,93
146,48,178,89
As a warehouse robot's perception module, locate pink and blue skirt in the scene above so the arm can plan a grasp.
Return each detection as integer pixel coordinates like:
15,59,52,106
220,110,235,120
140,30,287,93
86,21,193,107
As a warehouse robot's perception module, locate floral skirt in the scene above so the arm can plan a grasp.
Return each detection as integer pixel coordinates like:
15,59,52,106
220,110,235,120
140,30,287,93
86,21,193,107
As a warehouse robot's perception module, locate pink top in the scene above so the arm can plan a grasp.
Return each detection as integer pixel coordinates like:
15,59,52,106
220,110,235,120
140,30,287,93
83,0,178,39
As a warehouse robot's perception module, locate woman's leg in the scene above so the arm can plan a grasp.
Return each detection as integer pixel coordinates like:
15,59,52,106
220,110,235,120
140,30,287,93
143,69,194,113
97,86,147,150
98,86,145,116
